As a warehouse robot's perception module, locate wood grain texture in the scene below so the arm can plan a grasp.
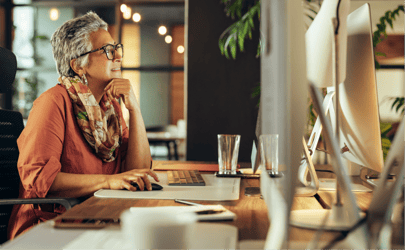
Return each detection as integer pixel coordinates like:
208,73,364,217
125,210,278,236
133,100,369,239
317,191,373,212
55,162,370,243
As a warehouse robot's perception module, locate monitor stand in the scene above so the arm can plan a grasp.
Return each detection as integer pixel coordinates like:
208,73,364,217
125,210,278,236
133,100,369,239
318,160,372,192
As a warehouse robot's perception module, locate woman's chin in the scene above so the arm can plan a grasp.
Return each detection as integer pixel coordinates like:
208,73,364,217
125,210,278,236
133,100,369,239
111,71,122,78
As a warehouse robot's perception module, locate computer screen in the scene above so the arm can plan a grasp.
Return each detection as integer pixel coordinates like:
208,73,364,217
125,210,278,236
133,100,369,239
338,3,384,173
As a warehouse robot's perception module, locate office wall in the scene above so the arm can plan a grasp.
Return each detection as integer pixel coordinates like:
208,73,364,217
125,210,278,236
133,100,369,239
187,1,260,162
140,22,170,129
36,8,74,94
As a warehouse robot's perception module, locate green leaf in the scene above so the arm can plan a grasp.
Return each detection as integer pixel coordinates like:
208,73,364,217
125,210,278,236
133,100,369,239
380,122,392,136
386,18,393,29
256,42,261,58
77,112,88,121
230,40,237,59
375,51,386,57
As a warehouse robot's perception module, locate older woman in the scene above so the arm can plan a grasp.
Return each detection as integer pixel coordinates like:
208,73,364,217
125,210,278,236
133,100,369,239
8,12,158,239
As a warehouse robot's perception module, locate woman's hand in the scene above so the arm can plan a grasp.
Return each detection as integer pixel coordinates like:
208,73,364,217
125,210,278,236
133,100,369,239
106,169,159,191
104,78,138,112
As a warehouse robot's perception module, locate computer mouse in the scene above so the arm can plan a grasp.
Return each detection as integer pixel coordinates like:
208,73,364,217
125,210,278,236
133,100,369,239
131,182,163,191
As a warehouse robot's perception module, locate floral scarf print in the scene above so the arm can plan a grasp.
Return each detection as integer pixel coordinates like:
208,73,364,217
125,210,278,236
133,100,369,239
59,76,122,162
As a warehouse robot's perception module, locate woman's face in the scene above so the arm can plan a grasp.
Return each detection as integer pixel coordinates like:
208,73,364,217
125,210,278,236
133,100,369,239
84,29,122,87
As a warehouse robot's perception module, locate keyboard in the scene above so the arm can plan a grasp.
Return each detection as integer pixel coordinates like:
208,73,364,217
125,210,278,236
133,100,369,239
167,170,206,186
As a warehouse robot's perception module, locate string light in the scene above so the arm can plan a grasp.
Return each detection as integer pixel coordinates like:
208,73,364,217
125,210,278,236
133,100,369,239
132,13,141,22
123,7,132,19
158,25,167,35
120,4,127,13
165,35,172,44
49,8,60,21
177,45,185,54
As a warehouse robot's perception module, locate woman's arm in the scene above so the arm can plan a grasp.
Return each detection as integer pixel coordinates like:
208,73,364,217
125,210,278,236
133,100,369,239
48,168,159,198
105,78,152,171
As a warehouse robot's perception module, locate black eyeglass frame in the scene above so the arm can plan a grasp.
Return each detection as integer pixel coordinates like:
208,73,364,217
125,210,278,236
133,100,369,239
77,43,124,60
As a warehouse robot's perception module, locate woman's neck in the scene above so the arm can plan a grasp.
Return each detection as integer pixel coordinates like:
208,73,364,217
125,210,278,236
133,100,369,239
88,83,105,104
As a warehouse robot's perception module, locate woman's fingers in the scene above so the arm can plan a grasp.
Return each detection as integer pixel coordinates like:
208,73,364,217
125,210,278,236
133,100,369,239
129,170,158,191
123,180,137,191
107,170,159,191
147,170,160,182
104,79,137,111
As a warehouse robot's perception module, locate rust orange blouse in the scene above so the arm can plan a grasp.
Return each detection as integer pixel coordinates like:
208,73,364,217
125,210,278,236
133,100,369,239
7,84,129,240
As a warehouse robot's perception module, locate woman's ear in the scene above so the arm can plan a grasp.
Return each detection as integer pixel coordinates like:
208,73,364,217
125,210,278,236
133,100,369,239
70,58,83,76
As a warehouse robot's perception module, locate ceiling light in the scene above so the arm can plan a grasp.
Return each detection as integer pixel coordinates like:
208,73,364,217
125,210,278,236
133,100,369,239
49,8,60,21
177,45,185,54
120,4,127,13
123,7,132,20
132,13,141,22
158,26,167,35
165,35,172,44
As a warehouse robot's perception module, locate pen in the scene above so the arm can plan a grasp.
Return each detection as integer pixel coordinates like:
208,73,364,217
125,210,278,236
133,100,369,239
174,199,203,206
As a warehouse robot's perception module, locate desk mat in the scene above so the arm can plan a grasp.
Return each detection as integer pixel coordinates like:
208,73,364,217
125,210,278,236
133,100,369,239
94,173,241,201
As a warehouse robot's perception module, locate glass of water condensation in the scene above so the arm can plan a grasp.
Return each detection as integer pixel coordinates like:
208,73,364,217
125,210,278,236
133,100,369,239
259,134,279,175
217,134,241,174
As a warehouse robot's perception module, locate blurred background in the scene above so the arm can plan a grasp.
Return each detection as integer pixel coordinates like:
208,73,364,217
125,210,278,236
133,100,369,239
0,0,403,163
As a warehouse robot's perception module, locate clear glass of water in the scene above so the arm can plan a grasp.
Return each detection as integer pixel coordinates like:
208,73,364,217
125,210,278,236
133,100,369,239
259,134,279,175
217,134,241,175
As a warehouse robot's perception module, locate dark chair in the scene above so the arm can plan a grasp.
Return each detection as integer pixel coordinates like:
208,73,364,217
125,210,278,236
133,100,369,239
0,47,79,244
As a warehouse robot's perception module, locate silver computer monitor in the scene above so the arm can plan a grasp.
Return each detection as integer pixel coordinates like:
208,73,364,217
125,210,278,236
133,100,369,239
338,3,384,175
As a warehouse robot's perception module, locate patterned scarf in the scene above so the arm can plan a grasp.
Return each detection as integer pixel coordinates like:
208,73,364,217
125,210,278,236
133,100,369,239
59,76,122,162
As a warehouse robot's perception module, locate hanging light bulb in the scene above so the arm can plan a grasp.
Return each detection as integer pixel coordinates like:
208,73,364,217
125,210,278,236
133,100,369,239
132,13,141,22
165,35,172,44
158,25,167,35
177,45,185,54
123,7,132,20
49,8,60,21
120,4,127,13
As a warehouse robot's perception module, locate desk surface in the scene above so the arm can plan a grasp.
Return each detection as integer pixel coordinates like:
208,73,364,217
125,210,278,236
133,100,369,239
54,161,359,244
4,161,377,248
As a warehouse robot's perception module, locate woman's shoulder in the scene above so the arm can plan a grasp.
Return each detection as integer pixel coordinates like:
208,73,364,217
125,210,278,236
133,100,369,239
35,84,71,107
41,84,69,99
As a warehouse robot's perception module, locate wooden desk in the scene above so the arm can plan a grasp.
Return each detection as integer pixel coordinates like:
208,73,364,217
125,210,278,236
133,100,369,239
56,166,343,244
4,162,401,248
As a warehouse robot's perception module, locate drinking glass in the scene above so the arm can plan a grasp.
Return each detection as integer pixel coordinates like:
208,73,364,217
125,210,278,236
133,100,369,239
217,134,241,174
259,134,279,175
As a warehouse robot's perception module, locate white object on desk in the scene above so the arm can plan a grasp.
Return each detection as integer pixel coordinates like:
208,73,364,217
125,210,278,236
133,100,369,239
1,220,238,249
121,208,197,249
94,173,241,201
130,205,237,221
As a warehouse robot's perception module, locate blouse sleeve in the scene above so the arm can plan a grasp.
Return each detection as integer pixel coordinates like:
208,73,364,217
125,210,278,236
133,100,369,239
117,115,152,169
17,91,66,198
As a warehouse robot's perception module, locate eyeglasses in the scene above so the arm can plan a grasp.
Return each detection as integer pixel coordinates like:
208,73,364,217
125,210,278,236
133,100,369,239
77,43,124,60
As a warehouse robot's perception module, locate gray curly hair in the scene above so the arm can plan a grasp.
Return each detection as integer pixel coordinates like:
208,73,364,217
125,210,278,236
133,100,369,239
51,11,108,77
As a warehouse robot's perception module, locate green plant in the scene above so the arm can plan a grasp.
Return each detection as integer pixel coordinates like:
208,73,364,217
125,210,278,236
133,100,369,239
218,0,319,60
373,5,404,69
372,5,404,117
218,0,261,60
389,96,404,114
